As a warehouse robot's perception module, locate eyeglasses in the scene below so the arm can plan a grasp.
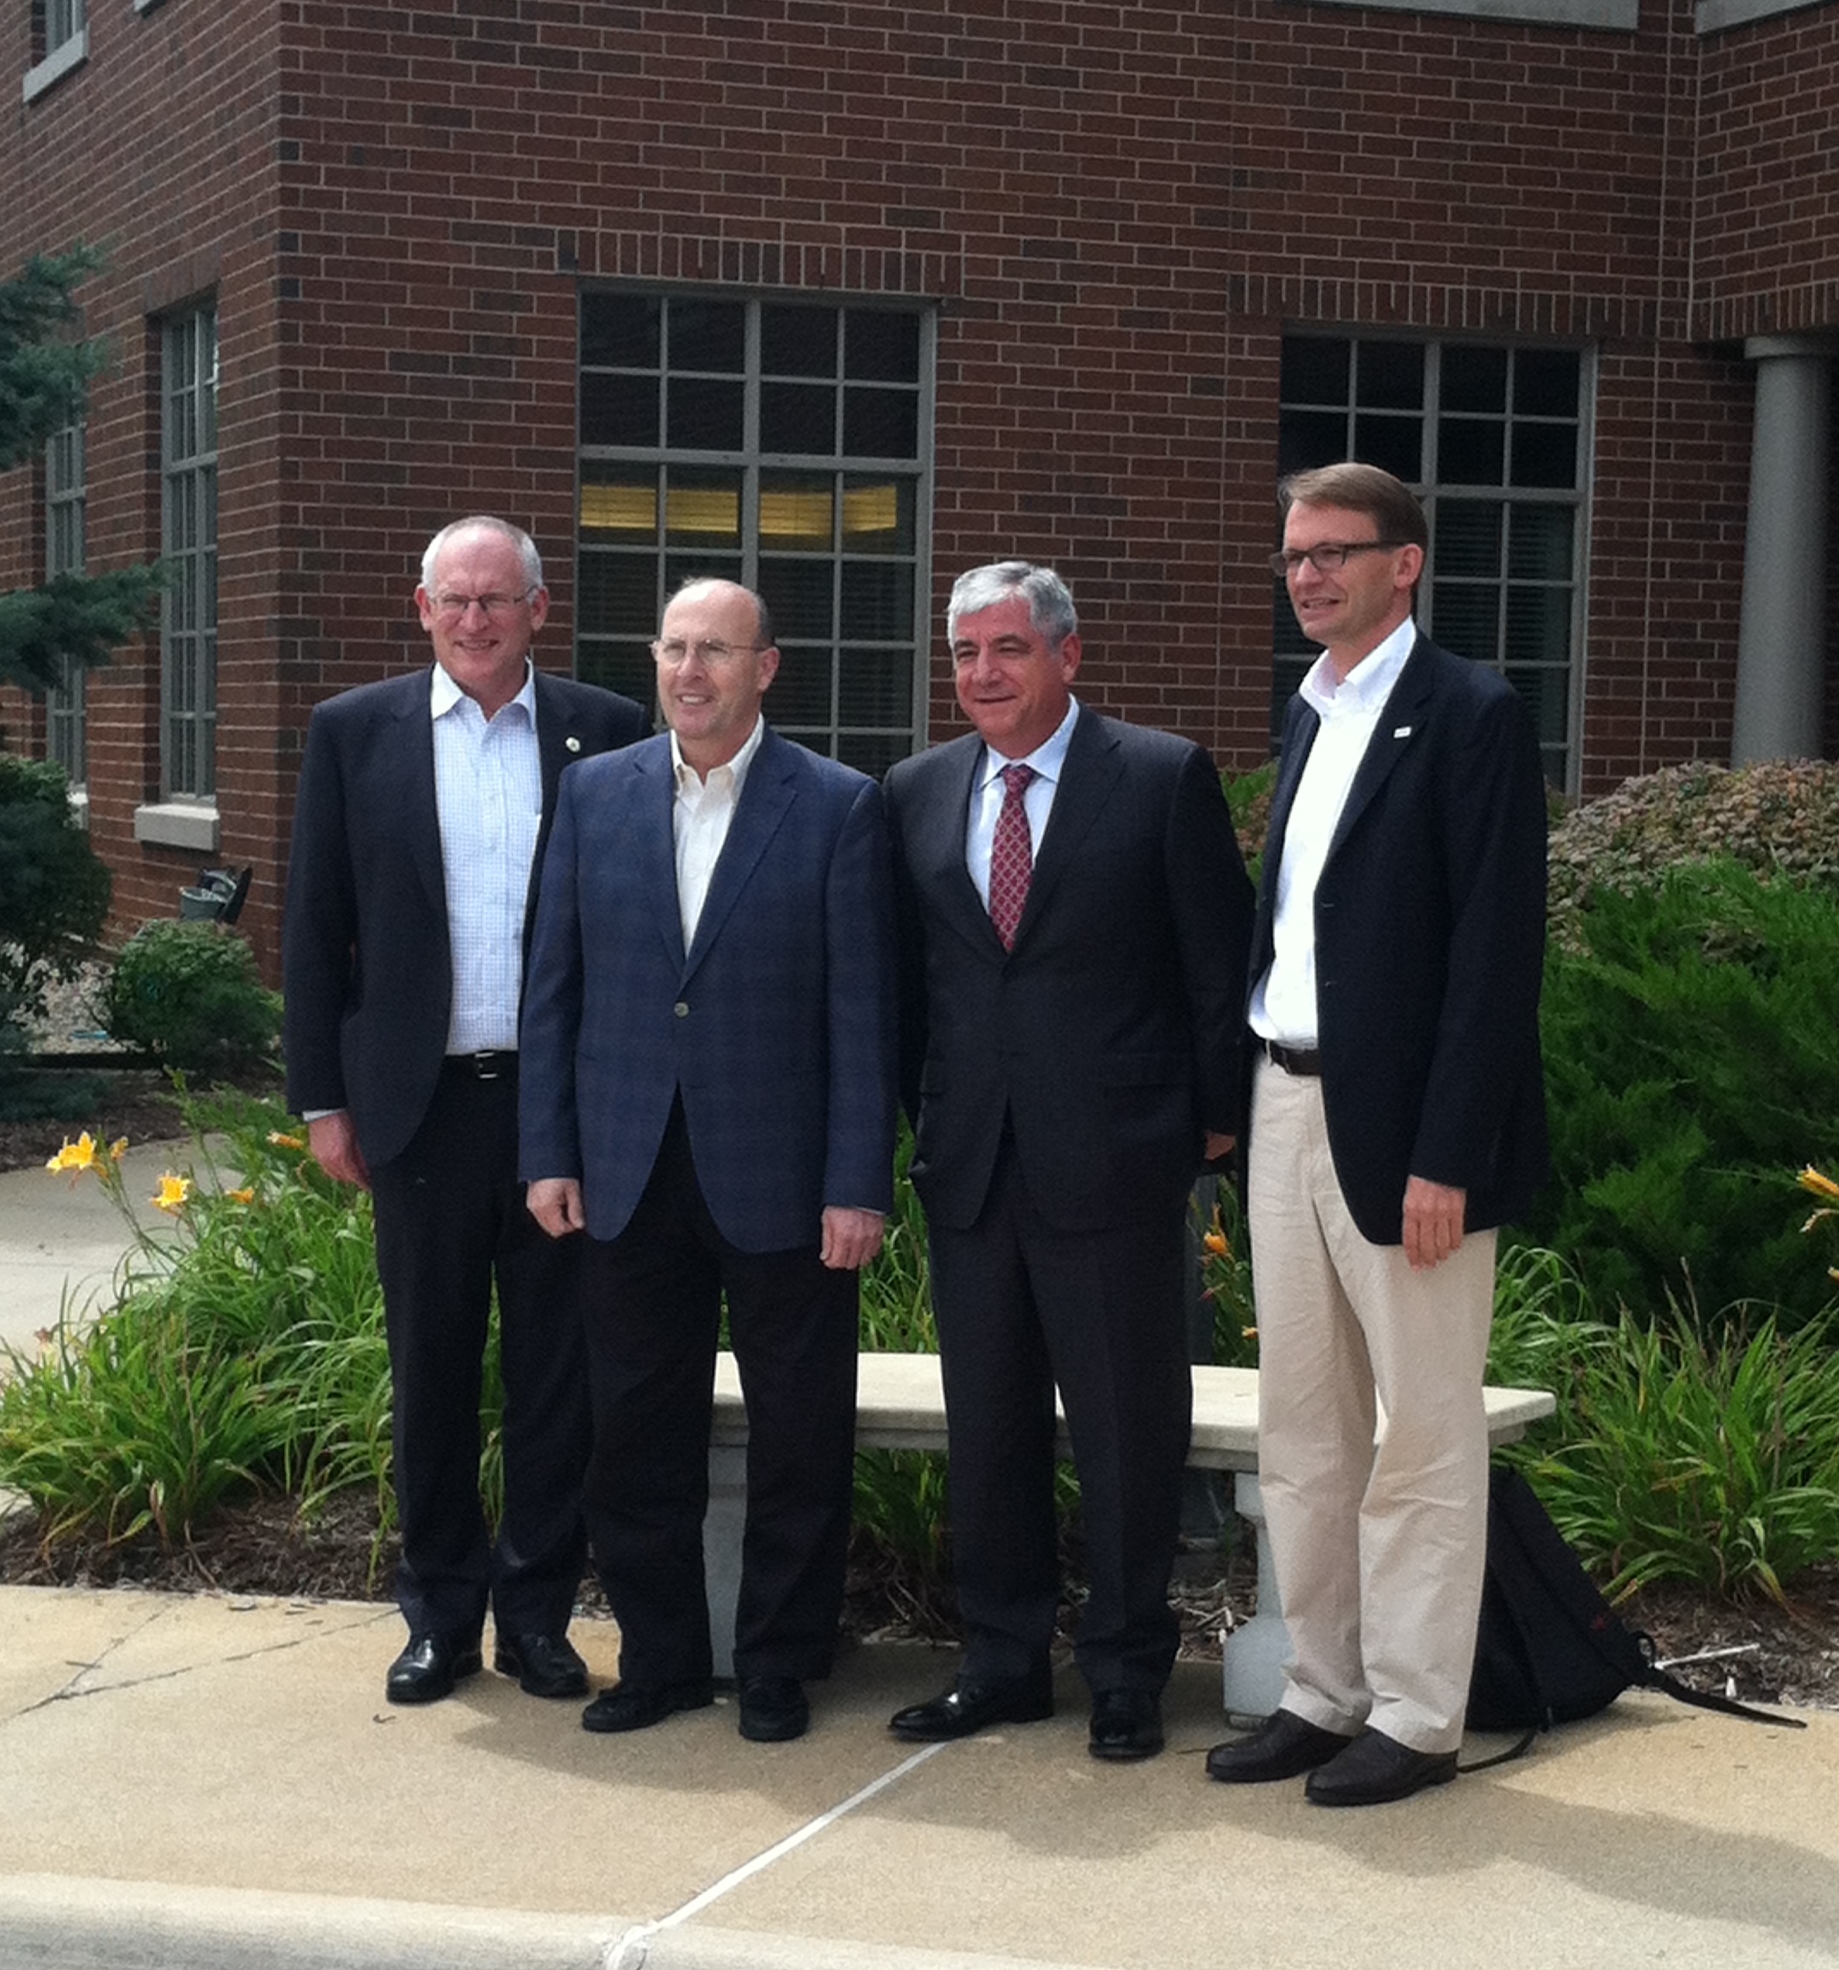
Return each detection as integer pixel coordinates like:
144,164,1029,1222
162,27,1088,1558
1268,541,1404,577
430,589,536,621
651,638,763,666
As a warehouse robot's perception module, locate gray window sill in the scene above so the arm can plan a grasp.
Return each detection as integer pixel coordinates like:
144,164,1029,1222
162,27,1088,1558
134,801,220,853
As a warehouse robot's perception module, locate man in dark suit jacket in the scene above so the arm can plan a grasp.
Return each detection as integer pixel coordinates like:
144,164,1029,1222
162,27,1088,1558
882,562,1253,1762
283,515,647,1706
1205,463,1547,1807
520,576,898,1746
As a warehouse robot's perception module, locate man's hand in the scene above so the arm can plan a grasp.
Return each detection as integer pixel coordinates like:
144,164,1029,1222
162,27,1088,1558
1203,1130,1237,1163
1402,1175,1466,1271
308,1111,370,1191
527,1176,586,1239
821,1205,885,1271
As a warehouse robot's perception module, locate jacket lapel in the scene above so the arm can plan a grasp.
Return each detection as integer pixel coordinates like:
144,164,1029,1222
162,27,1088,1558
1013,705,1120,945
390,670,446,921
681,725,795,981
916,737,997,954
628,740,688,973
1326,634,1435,862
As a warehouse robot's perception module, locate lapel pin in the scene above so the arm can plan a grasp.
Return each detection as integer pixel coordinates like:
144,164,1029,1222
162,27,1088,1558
565,735,581,753
1392,726,1413,739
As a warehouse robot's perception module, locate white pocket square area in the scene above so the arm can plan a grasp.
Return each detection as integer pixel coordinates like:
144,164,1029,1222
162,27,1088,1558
1393,725,1413,739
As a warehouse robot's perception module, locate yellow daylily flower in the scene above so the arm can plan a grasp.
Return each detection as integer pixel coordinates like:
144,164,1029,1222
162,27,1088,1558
109,1137,129,1161
267,1131,306,1151
1797,1165,1839,1202
45,1132,100,1175
1201,1228,1231,1258
224,1186,256,1206
151,1172,193,1214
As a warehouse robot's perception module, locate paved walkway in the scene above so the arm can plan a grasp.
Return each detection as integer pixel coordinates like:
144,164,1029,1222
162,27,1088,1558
2,1161,1838,1969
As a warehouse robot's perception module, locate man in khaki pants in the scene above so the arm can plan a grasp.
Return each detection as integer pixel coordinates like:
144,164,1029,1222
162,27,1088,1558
1207,464,1548,1806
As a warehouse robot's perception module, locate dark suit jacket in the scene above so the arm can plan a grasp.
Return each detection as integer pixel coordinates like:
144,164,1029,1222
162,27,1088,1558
1248,634,1549,1245
517,724,899,1251
884,707,1254,1234
282,665,648,1171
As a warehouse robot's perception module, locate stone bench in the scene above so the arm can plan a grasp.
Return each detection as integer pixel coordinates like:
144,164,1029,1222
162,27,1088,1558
706,1351,1556,1718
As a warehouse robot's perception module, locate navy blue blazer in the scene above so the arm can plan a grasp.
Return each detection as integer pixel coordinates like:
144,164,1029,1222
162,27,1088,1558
1247,634,1549,1245
518,724,899,1252
282,665,648,1171
885,706,1253,1234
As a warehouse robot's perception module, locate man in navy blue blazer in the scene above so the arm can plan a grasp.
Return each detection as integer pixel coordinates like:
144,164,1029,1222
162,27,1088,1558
1206,463,1548,1807
883,562,1253,1763
283,515,648,1706
520,576,898,1745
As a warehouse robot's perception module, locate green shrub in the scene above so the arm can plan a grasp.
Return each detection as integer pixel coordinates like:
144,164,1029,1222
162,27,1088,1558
101,920,280,1071
0,755,110,1021
1523,859,1839,1326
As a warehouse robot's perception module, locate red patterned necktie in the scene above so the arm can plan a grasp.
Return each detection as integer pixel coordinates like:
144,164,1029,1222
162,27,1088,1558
988,762,1036,951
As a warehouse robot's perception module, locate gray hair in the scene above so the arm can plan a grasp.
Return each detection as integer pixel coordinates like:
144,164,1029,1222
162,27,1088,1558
946,561,1078,649
420,515,544,594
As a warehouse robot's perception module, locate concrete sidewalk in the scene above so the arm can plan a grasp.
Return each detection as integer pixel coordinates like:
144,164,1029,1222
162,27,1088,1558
3,1159,1838,1968
0,1584,1835,1970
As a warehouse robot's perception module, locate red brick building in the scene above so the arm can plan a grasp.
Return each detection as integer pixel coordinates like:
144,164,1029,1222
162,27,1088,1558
2,0,1835,979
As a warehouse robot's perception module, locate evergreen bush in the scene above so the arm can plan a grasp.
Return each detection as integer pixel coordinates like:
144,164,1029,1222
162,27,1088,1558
1524,859,1839,1326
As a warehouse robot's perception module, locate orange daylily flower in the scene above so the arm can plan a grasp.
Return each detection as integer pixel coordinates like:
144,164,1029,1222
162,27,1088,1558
151,1172,193,1214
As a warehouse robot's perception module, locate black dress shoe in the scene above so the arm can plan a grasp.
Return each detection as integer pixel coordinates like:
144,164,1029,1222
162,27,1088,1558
1205,1708,1354,1783
493,1632,589,1700
580,1678,715,1735
385,1633,484,1705
1304,1727,1459,1807
888,1670,1055,1742
737,1675,809,1743
1088,1688,1164,1762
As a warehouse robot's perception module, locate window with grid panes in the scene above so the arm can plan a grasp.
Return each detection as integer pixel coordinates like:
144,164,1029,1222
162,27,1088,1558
577,292,931,775
1275,336,1585,789
44,419,86,785
161,306,218,798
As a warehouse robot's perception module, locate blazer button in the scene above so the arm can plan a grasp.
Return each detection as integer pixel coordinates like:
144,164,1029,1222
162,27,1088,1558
673,1001,690,1018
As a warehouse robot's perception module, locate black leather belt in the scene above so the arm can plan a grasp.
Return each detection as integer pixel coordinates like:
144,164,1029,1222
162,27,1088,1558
1261,1037,1322,1076
445,1050,516,1081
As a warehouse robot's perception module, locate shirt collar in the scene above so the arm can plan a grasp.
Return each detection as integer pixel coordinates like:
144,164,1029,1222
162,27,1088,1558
430,658,537,722
979,694,1080,789
1299,620,1416,720
671,714,766,793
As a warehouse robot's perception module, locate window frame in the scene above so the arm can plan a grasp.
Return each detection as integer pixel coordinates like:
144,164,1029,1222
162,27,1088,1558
23,0,87,101
44,417,87,790
156,303,218,805
575,287,935,774
1274,332,1592,792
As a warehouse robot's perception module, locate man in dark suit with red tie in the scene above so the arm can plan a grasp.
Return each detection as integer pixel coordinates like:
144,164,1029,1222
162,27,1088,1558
283,515,648,1706
1204,463,1547,1806
882,562,1253,1762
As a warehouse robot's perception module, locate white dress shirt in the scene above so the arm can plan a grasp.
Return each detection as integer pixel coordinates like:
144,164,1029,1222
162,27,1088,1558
433,658,543,1053
964,695,1079,905
1250,621,1416,1047
672,716,766,950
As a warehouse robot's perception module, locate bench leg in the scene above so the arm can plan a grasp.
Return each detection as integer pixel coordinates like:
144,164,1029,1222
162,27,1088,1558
703,1444,745,1682
1220,1472,1290,1724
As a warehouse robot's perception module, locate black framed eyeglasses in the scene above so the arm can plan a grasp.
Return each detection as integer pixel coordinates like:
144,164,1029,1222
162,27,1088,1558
1268,541,1404,577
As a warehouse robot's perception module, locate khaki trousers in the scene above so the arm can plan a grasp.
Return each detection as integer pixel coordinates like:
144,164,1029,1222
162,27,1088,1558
1247,1057,1496,1753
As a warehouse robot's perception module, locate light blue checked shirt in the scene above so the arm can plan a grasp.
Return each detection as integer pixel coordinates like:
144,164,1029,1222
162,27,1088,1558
432,658,543,1053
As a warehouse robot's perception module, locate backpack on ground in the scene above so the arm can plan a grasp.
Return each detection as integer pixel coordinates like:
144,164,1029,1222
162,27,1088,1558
1463,1463,1806,1767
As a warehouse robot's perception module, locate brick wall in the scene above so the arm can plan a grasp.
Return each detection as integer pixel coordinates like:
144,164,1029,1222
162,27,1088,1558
2,0,1836,986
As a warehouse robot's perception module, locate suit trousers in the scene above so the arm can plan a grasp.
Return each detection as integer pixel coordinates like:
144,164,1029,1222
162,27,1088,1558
927,1132,1193,1694
579,1099,860,1686
369,1059,592,1641
1247,1057,1497,1753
